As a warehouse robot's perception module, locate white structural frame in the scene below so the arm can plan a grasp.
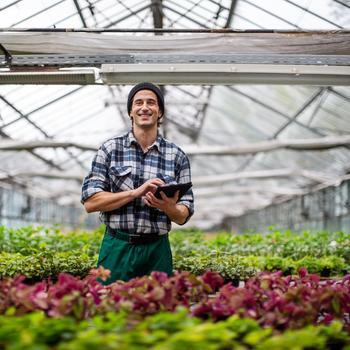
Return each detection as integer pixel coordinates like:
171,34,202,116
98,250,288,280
101,63,350,85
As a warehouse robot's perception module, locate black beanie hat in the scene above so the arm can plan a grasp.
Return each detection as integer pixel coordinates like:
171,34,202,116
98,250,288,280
127,82,164,116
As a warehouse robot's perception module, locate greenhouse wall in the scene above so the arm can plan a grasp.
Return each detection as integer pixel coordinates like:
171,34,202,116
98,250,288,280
0,185,98,229
225,178,350,233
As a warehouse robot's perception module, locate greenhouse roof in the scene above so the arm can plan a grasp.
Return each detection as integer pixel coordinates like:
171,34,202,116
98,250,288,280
0,0,349,229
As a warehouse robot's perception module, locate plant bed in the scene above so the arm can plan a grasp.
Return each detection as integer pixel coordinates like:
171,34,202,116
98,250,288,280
0,268,349,332
0,309,348,349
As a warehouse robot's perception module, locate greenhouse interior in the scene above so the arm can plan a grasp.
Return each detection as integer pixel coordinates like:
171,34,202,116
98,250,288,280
0,0,350,349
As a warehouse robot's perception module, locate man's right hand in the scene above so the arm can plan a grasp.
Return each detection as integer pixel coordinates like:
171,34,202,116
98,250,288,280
84,178,165,213
132,178,164,198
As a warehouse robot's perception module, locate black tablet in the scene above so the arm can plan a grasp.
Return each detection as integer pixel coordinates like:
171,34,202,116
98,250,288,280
154,182,192,200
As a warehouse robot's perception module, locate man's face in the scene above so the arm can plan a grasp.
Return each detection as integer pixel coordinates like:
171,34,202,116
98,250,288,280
130,90,161,130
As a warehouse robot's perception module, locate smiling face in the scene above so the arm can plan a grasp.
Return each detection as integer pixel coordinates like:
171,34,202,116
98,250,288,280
130,90,161,130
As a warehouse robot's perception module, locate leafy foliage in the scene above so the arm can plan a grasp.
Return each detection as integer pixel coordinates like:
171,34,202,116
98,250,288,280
170,229,350,262
192,268,350,331
0,268,223,319
0,251,96,281
1,225,350,348
171,229,350,278
0,268,349,332
173,254,258,283
0,226,349,280
0,225,103,256
174,254,348,280
0,303,349,349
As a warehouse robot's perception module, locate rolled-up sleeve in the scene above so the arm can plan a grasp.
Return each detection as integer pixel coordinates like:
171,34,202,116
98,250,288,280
175,151,194,224
81,145,110,203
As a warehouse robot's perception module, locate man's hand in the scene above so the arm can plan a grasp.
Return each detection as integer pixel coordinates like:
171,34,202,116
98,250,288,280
143,190,189,225
144,190,179,211
84,178,164,213
132,178,164,199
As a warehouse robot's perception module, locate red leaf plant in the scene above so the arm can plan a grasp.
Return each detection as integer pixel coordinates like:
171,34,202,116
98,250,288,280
191,269,350,331
1,267,348,331
0,268,222,319
0,267,108,319
106,270,222,314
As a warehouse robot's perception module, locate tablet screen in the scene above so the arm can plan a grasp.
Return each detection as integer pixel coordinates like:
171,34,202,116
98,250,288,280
154,182,192,200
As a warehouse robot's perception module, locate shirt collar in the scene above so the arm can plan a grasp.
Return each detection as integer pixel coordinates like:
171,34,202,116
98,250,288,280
125,129,164,154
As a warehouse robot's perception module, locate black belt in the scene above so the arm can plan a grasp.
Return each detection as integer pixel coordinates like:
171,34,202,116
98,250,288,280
107,227,167,244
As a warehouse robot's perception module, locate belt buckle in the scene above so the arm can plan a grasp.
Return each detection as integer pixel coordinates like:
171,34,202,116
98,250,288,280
128,233,141,244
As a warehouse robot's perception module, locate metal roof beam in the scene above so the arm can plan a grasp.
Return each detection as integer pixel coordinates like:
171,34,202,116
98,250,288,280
207,0,265,28
165,112,200,138
107,86,129,128
227,86,324,137
173,85,200,99
0,95,87,170
3,134,350,154
4,53,349,67
328,87,350,102
53,0,105,27
10,0,66,27
0,0,24,12
165,85,209,139
100,63,350,85
282,0,343,28
115,0,149,22
183,0,234,141
105,3,151,27
72,0,88,27
162,3,210,28
272,88,326,138
0,129,62,170
334,0,350,9
166,0,217,27
0,95,50,137
196,185,306,196
230,87,327,172
0,87,83,131
241,0,300,29
2,28,350,33
305,89,329,127
1,167,340,186
151,0,163,29
191,86,213,142
194,168,336,186
224,0,238,27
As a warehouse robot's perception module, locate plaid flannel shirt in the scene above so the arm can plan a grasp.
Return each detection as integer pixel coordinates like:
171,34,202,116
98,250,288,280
81,130,194,235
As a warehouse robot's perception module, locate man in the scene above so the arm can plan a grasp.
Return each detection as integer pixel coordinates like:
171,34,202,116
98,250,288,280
81,82,194,284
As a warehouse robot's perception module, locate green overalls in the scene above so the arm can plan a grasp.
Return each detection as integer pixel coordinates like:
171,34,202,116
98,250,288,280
97,228,173,284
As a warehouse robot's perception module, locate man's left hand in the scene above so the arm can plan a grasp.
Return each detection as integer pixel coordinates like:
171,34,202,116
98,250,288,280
143,190,179,212
144,190,189,225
